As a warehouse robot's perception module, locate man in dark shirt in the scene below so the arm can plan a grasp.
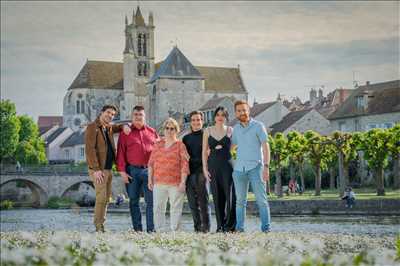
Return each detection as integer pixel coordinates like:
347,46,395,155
183,111,210,232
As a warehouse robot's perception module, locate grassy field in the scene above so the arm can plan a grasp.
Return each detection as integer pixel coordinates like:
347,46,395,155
247,188,400,201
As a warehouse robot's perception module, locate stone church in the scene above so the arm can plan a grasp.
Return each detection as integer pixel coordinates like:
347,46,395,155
63,6,248,130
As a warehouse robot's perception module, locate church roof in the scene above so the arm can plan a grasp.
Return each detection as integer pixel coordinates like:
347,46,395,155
68,59,247,94
149,47,203,83
68,60,124,90
153,62,247,94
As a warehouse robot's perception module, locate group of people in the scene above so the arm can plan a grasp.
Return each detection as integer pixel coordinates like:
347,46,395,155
85,100,271,233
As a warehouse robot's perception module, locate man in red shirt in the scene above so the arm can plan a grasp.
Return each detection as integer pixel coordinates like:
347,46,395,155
116,105,158,232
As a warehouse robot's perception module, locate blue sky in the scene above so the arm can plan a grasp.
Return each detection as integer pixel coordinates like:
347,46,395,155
1,1,399,120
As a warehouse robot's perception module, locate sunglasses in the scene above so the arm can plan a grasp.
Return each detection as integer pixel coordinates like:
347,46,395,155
165,126,176,131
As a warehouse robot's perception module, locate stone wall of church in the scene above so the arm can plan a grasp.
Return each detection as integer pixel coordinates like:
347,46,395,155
150,78,205,127
63,88,123,131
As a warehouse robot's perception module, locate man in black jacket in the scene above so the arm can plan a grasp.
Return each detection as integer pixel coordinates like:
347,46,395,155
183,111,210,233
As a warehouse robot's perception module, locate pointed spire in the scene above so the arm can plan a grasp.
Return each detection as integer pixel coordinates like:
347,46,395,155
148,11,154,26
135,6,145,26
124,29,134,55
132,8,136,25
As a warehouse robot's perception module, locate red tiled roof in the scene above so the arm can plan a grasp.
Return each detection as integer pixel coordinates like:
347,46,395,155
38,116,63,128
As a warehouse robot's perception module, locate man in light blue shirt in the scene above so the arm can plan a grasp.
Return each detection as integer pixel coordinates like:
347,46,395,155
231,100,271,232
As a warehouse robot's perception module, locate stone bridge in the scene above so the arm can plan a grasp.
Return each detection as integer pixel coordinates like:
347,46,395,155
0,172,126,207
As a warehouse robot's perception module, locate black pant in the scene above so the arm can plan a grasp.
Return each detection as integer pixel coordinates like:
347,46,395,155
186,171,210,232
209,162,236,232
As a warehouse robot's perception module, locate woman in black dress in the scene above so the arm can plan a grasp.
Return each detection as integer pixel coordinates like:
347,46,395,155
202,106,236,232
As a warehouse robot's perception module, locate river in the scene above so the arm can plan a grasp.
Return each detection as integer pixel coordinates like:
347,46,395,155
1,209,399,236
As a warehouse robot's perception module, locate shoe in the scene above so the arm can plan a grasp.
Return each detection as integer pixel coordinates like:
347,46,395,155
262,229,271,233
95,224,105,233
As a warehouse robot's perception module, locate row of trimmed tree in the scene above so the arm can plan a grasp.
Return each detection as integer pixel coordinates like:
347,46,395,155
269,124,400,197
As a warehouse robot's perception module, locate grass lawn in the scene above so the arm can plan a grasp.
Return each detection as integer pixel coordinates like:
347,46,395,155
247,188,400,201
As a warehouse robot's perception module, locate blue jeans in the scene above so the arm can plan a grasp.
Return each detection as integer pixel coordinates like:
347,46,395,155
125,165,154,232
232,164,271,232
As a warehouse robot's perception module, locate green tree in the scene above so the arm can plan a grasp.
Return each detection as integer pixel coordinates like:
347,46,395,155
388,124,400,189
15,138,47,165
269,133,289,197
330,131,359,196
286,131,307,193
15,114,47,165
304,130,330,196
355,129,391,196
18,115,39,142
323,138,338,190
0,100,20,162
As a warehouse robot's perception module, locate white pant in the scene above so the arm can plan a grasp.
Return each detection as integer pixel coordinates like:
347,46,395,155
153,184,185,232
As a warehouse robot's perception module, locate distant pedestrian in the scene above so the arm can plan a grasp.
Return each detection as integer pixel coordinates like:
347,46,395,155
116,194,125,206
342,187,356,208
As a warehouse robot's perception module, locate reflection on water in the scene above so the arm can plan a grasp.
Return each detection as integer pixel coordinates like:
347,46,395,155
1,209,399,236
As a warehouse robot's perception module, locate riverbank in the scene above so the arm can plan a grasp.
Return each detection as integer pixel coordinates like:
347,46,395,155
106,198,400,216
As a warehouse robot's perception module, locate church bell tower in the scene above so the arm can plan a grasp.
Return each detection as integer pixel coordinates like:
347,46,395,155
121,6,155,119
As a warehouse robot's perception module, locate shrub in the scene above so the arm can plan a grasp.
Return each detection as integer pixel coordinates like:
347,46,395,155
47,196,75,209
0,200,14,210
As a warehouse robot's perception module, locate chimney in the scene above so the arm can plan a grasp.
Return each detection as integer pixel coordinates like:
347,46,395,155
310,88,317,106
253,98,258,106
362,91,370,111
318,88,323,100
339,88,345,103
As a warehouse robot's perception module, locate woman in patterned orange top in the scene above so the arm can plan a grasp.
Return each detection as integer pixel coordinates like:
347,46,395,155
148,118,190,231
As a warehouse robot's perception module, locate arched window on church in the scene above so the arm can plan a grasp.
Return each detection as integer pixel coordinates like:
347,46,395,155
137,33,142,56
76,99,85,114
143,62,147,76
137,62,142,76
137,33,147,56
81,100,85,113
143,34,147,56
76,100,80,114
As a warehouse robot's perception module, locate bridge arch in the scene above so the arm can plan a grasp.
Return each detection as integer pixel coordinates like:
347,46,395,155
0,178,48,207
60,180,94,198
